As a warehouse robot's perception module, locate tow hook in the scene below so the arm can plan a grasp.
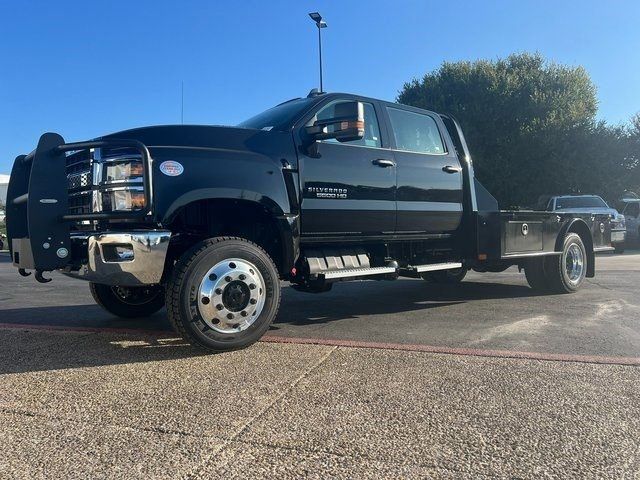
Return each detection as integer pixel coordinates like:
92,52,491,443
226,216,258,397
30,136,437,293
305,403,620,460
35,270,52,283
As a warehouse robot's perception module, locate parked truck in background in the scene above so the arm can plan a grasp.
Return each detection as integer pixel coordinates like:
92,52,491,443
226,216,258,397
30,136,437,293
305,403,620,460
544,195,626,253
6,91,613,351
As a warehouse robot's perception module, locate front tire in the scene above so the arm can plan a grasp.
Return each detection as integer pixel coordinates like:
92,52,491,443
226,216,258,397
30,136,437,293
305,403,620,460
90,283,165,318
165,237,281,352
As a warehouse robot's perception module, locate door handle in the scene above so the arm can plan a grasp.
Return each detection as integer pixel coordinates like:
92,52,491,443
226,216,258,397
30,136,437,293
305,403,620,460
372,159,395,168
442,165,462,174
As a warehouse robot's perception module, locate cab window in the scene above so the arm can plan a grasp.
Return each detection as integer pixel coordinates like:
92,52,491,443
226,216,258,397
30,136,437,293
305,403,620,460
312,101,382,148
387,107,446,155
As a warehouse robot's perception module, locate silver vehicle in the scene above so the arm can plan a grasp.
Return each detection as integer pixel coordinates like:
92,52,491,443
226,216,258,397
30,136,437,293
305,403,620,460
618,199,640,245
547,195,626,253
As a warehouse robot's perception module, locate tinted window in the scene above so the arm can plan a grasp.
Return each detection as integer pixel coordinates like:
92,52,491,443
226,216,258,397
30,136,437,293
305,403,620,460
555,196,607,209
238,97,314,131
312,101,382,148
387,107,445,154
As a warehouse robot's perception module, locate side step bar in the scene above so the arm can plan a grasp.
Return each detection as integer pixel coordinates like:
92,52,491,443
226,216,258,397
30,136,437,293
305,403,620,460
315,262,463,282
319,266,397,280
404,262,463,274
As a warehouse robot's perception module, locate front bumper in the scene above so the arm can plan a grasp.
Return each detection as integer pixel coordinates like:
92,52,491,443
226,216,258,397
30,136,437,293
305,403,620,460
612,229,626,244
6,133,158,284
62,230,171,286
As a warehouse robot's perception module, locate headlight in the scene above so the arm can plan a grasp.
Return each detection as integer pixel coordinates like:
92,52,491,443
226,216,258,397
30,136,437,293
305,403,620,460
101,187,146,212
104,160,144,182
611,214,626,229
93,152,146,212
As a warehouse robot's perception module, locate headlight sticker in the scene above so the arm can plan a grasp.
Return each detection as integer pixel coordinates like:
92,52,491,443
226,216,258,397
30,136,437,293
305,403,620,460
159,161,184,177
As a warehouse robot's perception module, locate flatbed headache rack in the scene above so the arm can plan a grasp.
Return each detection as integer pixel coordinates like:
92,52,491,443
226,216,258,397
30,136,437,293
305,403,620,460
6,132,154,280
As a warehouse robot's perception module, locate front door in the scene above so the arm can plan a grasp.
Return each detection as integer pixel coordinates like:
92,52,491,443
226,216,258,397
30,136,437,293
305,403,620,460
385,106,464,234
299,100,396,238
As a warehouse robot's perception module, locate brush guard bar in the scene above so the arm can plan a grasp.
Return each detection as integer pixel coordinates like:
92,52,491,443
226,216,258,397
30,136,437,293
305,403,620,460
6,133,154,277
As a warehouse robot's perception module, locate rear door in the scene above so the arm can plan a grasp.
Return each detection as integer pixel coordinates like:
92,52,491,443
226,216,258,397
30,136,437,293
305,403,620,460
384,106,463,234
297,99,396,238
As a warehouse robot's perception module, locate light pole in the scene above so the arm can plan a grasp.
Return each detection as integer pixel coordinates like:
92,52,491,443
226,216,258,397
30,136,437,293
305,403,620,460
308,12,327,93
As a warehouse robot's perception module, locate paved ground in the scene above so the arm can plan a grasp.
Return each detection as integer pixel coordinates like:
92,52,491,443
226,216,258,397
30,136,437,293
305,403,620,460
1,252,639,478
2,251,640,358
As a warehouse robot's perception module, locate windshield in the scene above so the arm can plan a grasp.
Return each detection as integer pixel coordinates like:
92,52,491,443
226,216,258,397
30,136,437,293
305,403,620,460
238,97,315,131
555,196,608,209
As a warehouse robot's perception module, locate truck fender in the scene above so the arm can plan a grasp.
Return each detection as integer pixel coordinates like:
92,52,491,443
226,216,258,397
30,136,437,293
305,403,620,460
162,188,299,276
555,218,595,277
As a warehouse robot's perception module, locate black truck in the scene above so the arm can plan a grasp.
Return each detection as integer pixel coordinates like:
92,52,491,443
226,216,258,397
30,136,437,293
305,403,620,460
6,91,613,351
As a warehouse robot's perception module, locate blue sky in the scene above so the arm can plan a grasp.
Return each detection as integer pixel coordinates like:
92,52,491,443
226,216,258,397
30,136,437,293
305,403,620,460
1,0,639,173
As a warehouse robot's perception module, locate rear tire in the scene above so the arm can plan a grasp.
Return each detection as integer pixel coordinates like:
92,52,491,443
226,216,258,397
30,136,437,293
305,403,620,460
525,233,587,294
421,267,467,284
90,283,165,318
524,259,548,292
165,236,281,352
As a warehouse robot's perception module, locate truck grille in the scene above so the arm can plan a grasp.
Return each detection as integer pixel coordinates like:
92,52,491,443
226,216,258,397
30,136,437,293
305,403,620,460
66,150,93,215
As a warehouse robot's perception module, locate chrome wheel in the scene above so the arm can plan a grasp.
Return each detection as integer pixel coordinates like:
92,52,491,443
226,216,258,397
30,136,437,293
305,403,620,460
197,258,266,334
565,243,585,285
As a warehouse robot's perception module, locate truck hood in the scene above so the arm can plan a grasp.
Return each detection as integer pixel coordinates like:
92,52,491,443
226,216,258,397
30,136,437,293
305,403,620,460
99,124,280,153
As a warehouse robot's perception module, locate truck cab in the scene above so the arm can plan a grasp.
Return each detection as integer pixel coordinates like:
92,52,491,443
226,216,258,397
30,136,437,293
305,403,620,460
6,91,613,351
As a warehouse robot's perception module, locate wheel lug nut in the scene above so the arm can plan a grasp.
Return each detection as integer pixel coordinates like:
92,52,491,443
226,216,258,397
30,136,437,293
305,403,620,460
201,297,210,305
209,273,217,281
225,276,232,282
241,311,248,317
250,298,257,305
249,284,256,290
212,319,220,324
216,304,224,310
239,274,246,280
215,288,223,295
227,313,234,320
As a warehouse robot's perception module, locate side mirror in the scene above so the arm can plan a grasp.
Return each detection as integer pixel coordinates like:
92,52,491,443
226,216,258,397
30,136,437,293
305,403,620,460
305,101,365,143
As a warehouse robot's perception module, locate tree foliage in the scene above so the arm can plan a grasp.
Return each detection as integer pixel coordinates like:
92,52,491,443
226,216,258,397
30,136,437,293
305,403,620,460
398,53,639,207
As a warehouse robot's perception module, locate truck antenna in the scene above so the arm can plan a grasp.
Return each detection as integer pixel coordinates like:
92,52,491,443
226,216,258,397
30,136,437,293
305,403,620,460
308,12,327,93
181,81,184,125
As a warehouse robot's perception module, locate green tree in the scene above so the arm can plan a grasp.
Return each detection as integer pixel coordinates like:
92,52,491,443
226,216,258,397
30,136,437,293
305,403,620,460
398,53,607,207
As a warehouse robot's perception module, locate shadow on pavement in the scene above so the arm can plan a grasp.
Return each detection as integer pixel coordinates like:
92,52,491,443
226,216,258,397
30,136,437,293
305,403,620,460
0,328,209,375
1,280,539,331
0,279,544,374
273,279,541,328
0,304,172,330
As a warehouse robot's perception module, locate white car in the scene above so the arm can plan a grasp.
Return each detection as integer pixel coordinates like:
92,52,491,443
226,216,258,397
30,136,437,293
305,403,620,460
0,209,5,223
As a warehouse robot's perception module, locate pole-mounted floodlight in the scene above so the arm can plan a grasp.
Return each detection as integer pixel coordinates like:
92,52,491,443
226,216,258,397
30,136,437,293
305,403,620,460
308,12,327,93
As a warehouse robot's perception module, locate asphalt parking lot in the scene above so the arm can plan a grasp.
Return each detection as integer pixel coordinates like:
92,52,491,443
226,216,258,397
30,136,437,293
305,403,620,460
1,251,639,478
